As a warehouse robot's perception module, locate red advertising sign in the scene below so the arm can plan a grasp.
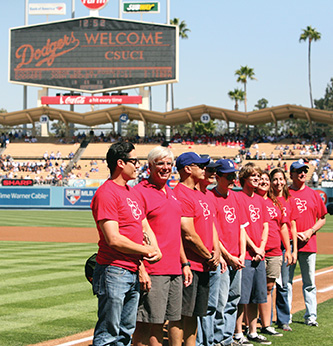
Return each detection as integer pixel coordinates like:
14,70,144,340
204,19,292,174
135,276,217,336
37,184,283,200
41,95,142,105
2,179,34,186
81,0,109,10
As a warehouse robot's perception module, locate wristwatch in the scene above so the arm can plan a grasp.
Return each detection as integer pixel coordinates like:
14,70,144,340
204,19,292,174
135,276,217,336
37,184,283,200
181,261,191,268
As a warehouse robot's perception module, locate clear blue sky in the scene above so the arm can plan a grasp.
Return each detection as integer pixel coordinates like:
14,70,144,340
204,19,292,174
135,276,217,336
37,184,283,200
1,0,332,115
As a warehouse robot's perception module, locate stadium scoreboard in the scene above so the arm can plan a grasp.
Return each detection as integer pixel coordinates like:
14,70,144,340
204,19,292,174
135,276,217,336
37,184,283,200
9,17,178,93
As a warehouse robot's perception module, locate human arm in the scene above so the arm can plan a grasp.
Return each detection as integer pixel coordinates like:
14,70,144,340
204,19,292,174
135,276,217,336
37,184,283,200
290,220,298,264
207,223,220,270
180,216,213,260
99,219,158,258
297,217,326,242
141,218,162,263
280,223,292,266
138,261,151,292
245,232,265,261
180,237,193,287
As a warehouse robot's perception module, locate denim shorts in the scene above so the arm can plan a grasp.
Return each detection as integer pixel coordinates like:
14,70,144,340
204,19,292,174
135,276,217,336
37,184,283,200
239,260,267,304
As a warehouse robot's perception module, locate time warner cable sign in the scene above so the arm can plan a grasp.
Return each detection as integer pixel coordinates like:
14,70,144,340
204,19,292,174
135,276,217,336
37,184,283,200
9,17,178,93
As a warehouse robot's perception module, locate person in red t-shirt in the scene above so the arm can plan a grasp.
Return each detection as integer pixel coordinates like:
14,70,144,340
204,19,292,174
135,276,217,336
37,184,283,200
288,161,327,327
173,152,219,346
132,146,192,346
90,142,161,346
270,168,298,332
234,163,271,346
211,159,246,346
256,171,291,338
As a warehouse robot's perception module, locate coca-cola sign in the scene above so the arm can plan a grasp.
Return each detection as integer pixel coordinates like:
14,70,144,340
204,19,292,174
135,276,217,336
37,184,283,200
81,0,109,10
9,17,178,93
41,95,142,105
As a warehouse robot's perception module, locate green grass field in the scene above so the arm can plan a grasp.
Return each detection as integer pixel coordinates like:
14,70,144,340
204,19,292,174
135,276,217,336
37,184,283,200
0,210,332,345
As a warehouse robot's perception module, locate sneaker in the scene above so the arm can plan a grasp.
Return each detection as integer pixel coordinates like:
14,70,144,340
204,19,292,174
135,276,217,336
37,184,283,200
261,326,283,336
234,335,254,346
305,319,319,327
247,334,272,345
278,323,292,331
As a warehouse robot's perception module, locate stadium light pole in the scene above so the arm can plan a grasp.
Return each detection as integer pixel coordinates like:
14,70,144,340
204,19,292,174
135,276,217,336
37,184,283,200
165,0,171,142
23,0,29,135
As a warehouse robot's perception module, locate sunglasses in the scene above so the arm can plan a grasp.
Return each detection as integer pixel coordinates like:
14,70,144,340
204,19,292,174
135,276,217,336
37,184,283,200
295,168,308,174
190,163,206,169
217,172,237,180
124,158,140,165
206,167,216,173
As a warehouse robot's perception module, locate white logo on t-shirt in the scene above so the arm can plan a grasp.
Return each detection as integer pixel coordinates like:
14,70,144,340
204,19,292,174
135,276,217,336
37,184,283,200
199,200,211,219
282,207,287,217
224,205,236,223
294,198,307,213
127,198,142,220
267,206,277,219
249,204,260,222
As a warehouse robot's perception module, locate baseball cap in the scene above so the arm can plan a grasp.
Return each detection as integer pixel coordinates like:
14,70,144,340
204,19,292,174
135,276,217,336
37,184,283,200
176,152,210,170
215,159,238,174
290,161,309,172
200,155,221,169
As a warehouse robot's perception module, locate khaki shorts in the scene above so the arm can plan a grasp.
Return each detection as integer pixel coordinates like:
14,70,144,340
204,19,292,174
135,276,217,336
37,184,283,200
137,275,182,324
265,255,283,279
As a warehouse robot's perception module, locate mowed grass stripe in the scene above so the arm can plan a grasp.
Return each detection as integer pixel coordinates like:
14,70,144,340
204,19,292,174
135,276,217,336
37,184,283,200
0,210,95,228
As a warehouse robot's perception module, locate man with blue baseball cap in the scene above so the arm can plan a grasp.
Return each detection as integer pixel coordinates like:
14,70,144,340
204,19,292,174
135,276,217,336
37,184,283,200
288,161,327,327
212,159,247,346
174,152,218,346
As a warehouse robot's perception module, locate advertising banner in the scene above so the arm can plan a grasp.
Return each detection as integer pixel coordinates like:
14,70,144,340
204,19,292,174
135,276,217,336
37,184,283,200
29,3,66,15
0,188,50,206
64,188,97,207
41,95,142,105
123,2,160,13
9,17,178,93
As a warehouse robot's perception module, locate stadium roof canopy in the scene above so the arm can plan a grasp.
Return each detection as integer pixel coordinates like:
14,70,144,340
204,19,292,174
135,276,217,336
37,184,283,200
1,104,333,127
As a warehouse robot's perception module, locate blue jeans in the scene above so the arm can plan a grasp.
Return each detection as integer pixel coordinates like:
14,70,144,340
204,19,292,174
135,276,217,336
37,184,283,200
214,266,242,346
197,266,221,346
275,248,292,326
288,252,317,322
92,263,140,346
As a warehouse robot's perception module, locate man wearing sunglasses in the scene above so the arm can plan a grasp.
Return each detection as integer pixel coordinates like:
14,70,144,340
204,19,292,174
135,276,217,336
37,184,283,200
173,152,219,346
90,142,162,346
288,161,327,327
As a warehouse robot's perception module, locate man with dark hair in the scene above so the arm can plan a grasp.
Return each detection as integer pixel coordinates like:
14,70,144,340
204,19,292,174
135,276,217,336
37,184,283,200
288,161,327,327
91,142,162,346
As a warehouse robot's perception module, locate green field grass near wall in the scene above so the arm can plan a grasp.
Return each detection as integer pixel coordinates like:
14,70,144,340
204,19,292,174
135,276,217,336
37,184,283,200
0,241,98,346
0,210,95,228
0,210,332,231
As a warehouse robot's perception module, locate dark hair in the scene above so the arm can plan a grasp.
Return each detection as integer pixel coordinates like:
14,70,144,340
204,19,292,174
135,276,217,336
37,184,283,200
269,168,291,201
106,142,135,175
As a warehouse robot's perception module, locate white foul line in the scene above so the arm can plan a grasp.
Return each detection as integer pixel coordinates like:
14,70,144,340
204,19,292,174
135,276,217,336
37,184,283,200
293,268,333,283
318,285,333,293
55,336,93,346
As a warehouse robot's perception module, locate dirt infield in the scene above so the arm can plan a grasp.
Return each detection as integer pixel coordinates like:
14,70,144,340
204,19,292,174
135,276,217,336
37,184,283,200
1,227,332,346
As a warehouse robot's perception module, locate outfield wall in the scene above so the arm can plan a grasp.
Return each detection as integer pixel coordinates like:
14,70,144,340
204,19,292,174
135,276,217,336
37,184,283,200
0,184,333,210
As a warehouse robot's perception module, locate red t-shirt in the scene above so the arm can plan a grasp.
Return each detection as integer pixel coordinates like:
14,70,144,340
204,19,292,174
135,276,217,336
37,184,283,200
277,196,298,239
90,179,144,272
237,191,269,260
134,180,182,275
264,198,288,257
173,183,214,272
212,189,244,257
289,186,327,253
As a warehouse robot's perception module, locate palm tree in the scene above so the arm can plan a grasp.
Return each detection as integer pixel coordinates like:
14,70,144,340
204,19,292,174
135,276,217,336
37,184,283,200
299,26,321,108
228,88,245,111
170,18,191,39
169,18,191,110
235,65,256,112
